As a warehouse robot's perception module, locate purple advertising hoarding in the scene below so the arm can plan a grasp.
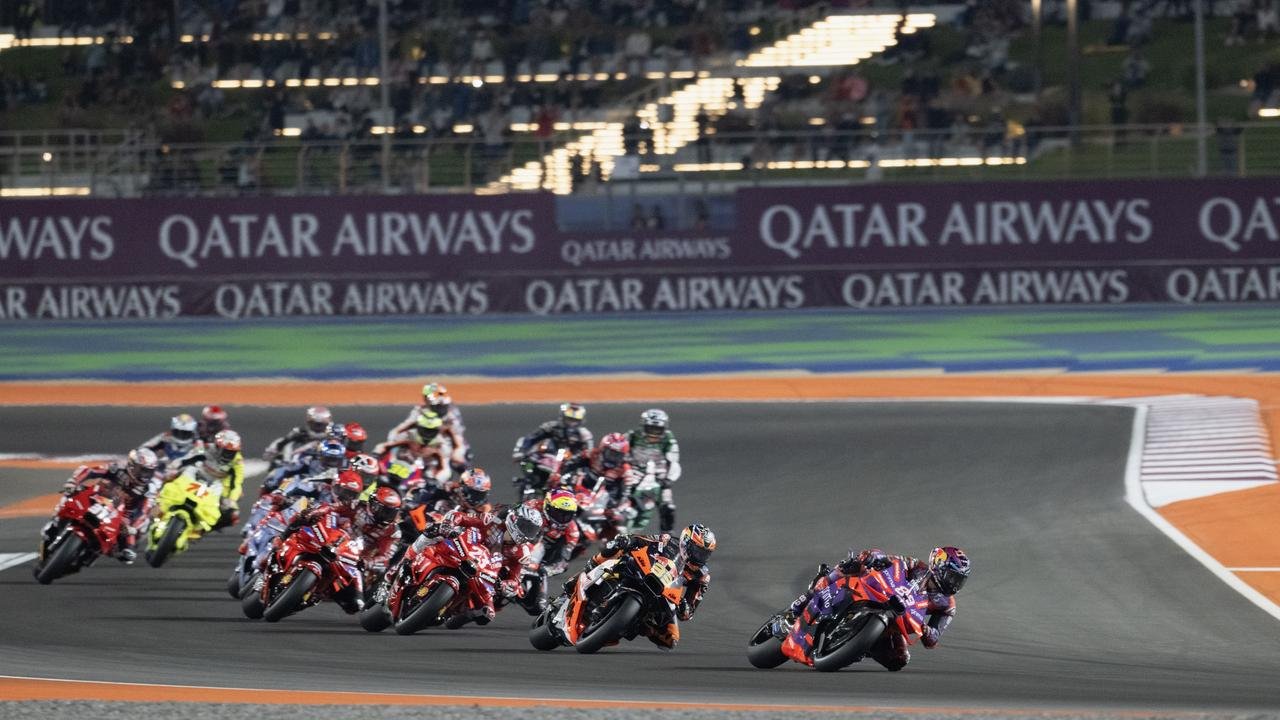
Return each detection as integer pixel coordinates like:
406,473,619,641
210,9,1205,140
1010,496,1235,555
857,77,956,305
2,179,1279,319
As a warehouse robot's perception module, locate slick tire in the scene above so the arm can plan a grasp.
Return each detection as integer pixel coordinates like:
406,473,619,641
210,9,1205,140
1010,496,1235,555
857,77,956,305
226,568,243,599
34,534,82,585
746,618,789,669
812,613,887,673
240,574,265,619
394,583,455,636
263,569,318,623
146,516,186,568
359,603,393,633
575,595,641,655
528,609,560,651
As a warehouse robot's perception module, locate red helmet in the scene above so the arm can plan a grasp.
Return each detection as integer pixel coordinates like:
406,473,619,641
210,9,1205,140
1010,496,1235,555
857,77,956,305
333,471,363,509
343,422,367,453
367,486,402,525
202,405,228,433
597,432,630,470
306,406,332,435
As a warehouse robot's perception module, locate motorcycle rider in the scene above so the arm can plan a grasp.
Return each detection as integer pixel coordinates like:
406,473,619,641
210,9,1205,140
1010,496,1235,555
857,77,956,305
276,472,367,612
552,432,634,533
414,503,545,625
513,403,594,462
197,405,231,444
42,448,162,564
168,429,245,530
263,406,332,466
433,467,493,514
354,486,403,579
343,422,368,457
388,383,469,471
527,488,581,576
627,409,683,532
375,411,453,503
262,439,348,494
781,546,971,671
573,523,715,650
143,413,201,465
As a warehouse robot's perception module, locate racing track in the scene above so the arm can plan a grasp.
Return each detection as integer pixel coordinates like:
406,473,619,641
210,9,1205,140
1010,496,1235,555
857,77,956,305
1,403,1279,713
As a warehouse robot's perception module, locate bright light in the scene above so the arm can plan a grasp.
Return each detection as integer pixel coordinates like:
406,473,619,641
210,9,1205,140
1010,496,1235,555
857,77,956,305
809,75,821,84
1259,108,1280,118
470,78,483,88
41,152,52,162
1,186,91,197
453,123,474,134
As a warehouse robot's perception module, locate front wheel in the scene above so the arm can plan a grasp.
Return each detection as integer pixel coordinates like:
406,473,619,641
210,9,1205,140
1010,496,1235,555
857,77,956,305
263,569,318,622
240,573,265,619
225,567,243,599
746,616,789,669
146,515,186,568
394,583,456,636
359,603,393,632
35,533,84,585
528,608,561,651
812,613,887,673
575,594,642,654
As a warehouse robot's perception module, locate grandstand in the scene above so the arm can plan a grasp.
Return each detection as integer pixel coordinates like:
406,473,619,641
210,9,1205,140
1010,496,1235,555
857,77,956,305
2,0,1280,201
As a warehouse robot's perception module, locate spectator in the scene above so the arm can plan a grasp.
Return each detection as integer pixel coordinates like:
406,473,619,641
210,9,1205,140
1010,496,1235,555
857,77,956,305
624,29,652,76
1216,121,1243,175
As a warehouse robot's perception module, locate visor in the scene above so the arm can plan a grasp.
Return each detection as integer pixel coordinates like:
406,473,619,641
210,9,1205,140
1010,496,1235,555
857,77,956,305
171,429,195,441
601,449,624,468
462,487,488,506
371,503,398,524
545,505,575,525
684,543,712,565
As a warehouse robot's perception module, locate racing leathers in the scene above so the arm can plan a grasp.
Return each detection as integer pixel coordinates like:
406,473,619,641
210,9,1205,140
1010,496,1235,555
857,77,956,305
514,421,594,461
553,451,634,535
263,424,327,467
44,463,157,562
388,406,468,470
524,497,581,576
278,501,364,613
169,447,245,529
782,549,956,671
626,428,682,532
581,533,709,650
376,436,453,503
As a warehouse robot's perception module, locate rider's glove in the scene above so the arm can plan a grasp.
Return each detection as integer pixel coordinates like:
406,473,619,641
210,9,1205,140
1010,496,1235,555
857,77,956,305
500,579,520,598
625,535,646,550
115,547,137,564
920,624,939,648
788,592,811,615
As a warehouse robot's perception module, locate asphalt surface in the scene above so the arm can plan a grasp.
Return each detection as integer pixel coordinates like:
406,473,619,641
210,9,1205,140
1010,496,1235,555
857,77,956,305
1,403,1279,713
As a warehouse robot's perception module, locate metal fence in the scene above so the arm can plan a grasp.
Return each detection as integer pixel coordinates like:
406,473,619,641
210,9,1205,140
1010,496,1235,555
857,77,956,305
2,122,1277,198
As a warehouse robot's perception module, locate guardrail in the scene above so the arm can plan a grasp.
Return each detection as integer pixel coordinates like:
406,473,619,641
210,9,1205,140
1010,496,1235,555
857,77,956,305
1,122,1276,197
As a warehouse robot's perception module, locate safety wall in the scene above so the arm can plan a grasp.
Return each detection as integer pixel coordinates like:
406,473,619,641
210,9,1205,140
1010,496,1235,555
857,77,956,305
1,178,1278,320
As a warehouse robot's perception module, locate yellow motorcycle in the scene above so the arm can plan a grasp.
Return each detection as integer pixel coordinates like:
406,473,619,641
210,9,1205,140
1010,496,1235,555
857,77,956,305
146,466,223,568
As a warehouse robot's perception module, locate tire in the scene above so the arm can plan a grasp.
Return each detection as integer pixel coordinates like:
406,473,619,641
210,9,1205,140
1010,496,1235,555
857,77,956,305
359,603,393,632
226,568,243,599
240,573,265,619
528,609,561,651
394,583,455,636
146,516,186,568
812,613,887,673
35,533,83,585
263,568,318,622
574,594,642,654
746,617,789,669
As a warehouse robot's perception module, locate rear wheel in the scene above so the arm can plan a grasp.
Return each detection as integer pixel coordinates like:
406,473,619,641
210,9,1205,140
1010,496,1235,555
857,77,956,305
812,613,887,673
359,603,393,632
263,569,318,622
35,533,83,585
146,516,186,568
528,608,561,651
575,594,642,654
394,583,455,635
746,616,789,669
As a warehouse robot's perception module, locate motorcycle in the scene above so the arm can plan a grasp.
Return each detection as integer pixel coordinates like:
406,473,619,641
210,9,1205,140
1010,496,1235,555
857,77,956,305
627,463,663,531
358,527,500,635
241,518,363,622
529,543,684,654
226,502,293,598
568,471,628,557
746,557,930,672
33,482,126,584
146,466,223,568
512,442,564,502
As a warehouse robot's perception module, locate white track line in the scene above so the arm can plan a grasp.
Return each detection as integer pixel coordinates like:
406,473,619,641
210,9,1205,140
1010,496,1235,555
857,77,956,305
0,553,36,572
1122,404,1280,622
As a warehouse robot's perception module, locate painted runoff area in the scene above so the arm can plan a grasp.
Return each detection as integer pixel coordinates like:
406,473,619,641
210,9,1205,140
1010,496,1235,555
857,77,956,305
0,372,1276,707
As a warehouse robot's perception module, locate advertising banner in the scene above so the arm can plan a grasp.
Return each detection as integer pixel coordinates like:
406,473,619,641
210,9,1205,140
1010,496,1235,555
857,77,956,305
2,179,1278,319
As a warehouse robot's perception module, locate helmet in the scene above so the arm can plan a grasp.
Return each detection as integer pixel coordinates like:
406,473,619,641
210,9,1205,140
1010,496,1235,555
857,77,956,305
169,413,198,450
416,411,443,443
680,523,716,566
641,409,669,440
458,468,492,507
305,406,332,435
212,429,242,465
344,422,367,453
318,440,347,469
350,453,380,483
125,447,160,485
421,382,440,402
324,422,347,442
542,488,578,527
368,486,402,525
333,471,363,508
201,405,228,434
926,546,970,596
504,504,544,544
559,402,586,427
425,384,451,416
597,432,630,470
385,459,414,485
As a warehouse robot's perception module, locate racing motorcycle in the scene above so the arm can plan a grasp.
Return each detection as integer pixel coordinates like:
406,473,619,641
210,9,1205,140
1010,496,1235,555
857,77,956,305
746,557,930,672
33,482,126,584
241,516,364,622
512,442,564,502
146,466,222,568
529,542,684,654
358,526,500,635
226,502,292,598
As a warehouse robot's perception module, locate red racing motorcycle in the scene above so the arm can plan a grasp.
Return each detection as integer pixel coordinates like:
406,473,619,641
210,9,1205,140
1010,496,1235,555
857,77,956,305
33,482,126,585
358,527,500,635
241,517,363,622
